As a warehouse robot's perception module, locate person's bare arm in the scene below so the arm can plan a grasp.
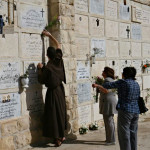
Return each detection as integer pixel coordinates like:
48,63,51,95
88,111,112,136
42,30,61,49
92,84,108,94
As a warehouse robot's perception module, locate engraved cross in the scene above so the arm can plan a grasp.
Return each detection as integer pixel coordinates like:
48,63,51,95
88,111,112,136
40,8,45,18
126,26,130,38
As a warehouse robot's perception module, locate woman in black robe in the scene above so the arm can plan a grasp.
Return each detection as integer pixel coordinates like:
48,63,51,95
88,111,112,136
37,30,67,147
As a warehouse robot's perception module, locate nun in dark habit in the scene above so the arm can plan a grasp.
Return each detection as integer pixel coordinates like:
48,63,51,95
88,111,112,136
37,30,67,147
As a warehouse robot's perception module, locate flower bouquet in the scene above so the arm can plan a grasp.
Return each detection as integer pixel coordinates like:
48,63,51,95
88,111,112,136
142,64,150,73
89,122,99,130
79,125,88,135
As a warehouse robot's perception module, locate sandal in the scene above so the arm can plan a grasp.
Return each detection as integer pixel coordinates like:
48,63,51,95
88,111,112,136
55,138,62,147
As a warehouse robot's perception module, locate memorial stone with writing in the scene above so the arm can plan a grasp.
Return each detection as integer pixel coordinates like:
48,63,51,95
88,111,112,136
131,24,141,40
77,61,90,80
120,41,131,57
24,61,39,85
0,93,21,120
131,6,142,23
120,4,130,20
77,82,91,103
0,62,20,89
142,26,150,41
75,0,88,12
21,33,42,58
78,105,91,125
143,76,150,89
142,10,150,24
131,42,141,57
91,39,105,58
142,43,150,57
90,0,104,15
18,4,46,30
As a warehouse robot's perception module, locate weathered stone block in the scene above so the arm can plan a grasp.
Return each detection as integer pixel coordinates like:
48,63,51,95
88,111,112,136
60,17,74,30
65,70,73,83
68,58,76,70
72,120,79,133
66,96,73,110
60,4,74,16
70,83,77,95
17,116,29,131
64,84,70,96
60,30,69,43
62,44,71,57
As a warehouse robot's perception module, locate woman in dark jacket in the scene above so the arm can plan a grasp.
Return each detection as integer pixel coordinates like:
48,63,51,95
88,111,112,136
37,30,67,147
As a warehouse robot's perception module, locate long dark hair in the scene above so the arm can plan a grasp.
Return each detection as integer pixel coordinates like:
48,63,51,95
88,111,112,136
103,67,115,79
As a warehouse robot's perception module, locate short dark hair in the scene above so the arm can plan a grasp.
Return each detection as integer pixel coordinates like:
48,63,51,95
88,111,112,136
123,67,136,80
47,47,56,60
103,67,115,79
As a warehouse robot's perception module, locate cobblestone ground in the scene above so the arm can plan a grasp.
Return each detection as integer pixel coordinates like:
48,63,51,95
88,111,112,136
23,113,150,150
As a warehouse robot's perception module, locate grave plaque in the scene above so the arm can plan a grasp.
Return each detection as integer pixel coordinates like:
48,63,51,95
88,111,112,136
142,10,150,24
120,4,130,20
90,17,104,36
107,60,119,76
75,0,88,12
106,40,118,57
75,14,88,35
120,41,131,57
132,60,142,75
18,4,46,30
93,103,102,121
142,26,150,41
120,23,130,39
21,33,42,58
142,43,150,57
91,39,105,58
106,0,117,19
136,76,142,89
131,24,142,40
77,82,91,103
24,61,39,85
0,93,21,120
77,61,90,80
131,42,141,57
78,105,91,125
0,0,8,25
131,6,142,23
0,62,20,89
143,76,150,89
90,0,104,15
120,60,132,73
26,89,44,113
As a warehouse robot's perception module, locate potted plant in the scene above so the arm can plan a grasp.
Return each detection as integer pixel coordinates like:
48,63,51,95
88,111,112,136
20,71,29,88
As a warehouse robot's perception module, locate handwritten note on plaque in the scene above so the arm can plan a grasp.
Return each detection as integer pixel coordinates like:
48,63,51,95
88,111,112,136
0,93,21,120
0,62,20,89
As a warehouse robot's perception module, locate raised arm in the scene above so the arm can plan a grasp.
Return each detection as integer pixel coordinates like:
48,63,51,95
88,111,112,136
42,30,61,49
92,84,109,94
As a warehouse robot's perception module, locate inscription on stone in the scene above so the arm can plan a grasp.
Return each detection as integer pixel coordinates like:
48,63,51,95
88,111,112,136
75,0,88,12
21,33,42,58
131,24,141,40
78,105,91,125
18,4,46,30
0,62,20,89
24,61,39,85
77,61,90,80
26,90,44,113
0,93,21,120
142,43,150,57
77,82,91,103
91,39,105,58
90,0,104,15
132,60,142,75
120,4,130,20
106,0,117,19
142,10,150,24
132,6,142,23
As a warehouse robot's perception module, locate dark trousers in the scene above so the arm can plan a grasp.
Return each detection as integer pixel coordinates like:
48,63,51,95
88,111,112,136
118,110,139,150
103,114,115,143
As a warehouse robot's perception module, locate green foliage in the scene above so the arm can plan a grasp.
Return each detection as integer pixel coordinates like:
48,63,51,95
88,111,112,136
45,16,60,29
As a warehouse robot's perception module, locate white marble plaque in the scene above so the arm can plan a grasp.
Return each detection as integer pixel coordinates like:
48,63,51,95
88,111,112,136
132,60,142,75
105,0,117,19
142,10,150,24
0,93,21,120
120,60,132,73
90,17,104,36
120,4,130,20
26,89,44,113
18,4,46,30
120,41,131,57
75,0,88,12
106,40,119,57
131,6,142,23
78,105,91,125
91,39,105,58
0,62,20,89
77,82,91,103
77,61,90,80
131,24,142,40
107,60,119,76
91,61,105,77
90,0,104,15
142,26,150,41
76,37,89,59
131,42,141,57
93,103,103,121
142,43,150,57
24,61,39,85
136,76,142,90
75,14,88,35
106,20,118,38
21,33,43,58
143,76,150,89
120,23,130,39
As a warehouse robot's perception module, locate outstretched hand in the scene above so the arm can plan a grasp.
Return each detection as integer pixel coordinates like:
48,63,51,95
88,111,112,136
37,63,43,69
42,30,51,37
92,84,100,88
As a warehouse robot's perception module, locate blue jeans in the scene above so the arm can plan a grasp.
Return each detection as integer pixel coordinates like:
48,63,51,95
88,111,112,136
118,110,139,150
